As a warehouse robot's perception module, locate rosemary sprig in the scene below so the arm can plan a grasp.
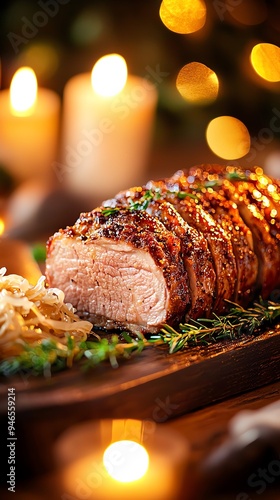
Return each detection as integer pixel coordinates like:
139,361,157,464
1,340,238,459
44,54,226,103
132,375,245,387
158,299,280,354
1,299,280,376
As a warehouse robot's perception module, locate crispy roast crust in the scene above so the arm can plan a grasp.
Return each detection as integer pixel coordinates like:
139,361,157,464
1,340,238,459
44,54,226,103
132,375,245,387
47,208,190,329
145,200,216,319
162,170,259,303
185,164,280,298
110,183,237,314
47,165,280,333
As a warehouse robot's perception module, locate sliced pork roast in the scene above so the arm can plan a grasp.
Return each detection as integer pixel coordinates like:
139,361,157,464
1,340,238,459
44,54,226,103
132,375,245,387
46,165,280,334
183,165,280,298
46,208,189,333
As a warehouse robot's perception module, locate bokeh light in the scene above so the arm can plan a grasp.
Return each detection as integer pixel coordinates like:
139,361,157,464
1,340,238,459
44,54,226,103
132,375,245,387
91,54,128,97
206,116,251,160
225,0,267,26
250,43,280,82
103,440,149,483
176,62,219,105
19,43,60,81
159,0,206,34
70,8,105,46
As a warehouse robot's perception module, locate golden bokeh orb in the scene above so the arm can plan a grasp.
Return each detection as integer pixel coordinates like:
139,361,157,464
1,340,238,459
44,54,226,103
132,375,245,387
206,116,251,160
159,0,206,34
176,62,219,104
250,43,280,82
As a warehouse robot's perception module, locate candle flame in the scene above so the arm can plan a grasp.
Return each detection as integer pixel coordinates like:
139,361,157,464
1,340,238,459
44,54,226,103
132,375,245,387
103,440,149,482
0,219,5,236
91,54,128,98
10,67,38,115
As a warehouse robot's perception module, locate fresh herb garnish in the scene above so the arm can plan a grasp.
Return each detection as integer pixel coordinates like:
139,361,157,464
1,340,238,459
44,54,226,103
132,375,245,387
32,243,47,263
102,168,250,218
157,299,280,353
176,191,199,201
226,170,249,182
0,332,146,377
102,190,159,216
100,207,119,217
1,299,280,377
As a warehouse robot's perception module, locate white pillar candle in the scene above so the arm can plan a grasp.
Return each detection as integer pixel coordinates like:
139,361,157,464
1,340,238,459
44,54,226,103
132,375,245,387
60,54,158,199
0,67,60,183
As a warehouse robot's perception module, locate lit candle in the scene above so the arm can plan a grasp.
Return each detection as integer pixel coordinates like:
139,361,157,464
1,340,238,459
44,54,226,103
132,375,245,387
0,67,60,182
0,218,5,236
60,54,158,199
55,419,188,500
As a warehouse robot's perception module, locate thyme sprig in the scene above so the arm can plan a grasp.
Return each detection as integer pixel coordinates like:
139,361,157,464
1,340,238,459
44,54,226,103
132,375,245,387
0,332,146,377
1,299,280,377
158,299,280,353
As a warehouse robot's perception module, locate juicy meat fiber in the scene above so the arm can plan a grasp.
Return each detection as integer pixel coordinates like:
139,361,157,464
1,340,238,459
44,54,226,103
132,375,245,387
46,209,189,333
46,165,280,334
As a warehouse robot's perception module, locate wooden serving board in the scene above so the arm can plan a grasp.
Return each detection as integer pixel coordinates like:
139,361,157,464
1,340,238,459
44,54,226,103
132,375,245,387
0,326,280,479
1,327,280,421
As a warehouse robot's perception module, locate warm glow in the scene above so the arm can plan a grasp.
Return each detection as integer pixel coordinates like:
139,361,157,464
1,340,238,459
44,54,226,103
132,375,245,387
250,43,280,82
10,67,37,114
206,116,251,160
103,440,149,482
0,219,5,236
159,0,206,34
176,62,219,104
91,54,128,97
226,0,267,26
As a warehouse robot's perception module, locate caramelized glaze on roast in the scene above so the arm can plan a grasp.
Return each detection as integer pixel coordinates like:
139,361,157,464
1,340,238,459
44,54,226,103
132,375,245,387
46,165,280,333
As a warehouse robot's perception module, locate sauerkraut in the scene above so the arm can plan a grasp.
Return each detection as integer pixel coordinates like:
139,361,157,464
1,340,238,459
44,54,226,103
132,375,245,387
0,267,92,359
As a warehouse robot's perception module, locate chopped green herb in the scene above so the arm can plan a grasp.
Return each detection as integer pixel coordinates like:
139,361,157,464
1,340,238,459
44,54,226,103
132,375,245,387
32,244,47,263
177,191,198,201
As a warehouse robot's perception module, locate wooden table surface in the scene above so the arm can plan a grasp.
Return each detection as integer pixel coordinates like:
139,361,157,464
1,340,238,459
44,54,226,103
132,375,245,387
0,380,279,500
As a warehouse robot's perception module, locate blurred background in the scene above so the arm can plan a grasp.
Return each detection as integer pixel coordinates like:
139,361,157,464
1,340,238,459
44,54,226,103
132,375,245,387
0,0,280,241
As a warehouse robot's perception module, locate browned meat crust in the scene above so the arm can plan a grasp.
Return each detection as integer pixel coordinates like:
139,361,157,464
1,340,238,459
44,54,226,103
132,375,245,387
110,183,237,314
46,165,280,333
163,170,258,304
46,208,189,333
185,164,280,298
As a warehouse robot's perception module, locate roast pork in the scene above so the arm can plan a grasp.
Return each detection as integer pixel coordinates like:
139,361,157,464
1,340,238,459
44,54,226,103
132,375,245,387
46,165,280,333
